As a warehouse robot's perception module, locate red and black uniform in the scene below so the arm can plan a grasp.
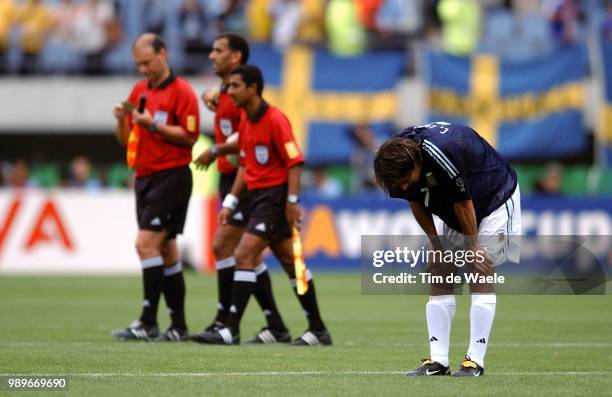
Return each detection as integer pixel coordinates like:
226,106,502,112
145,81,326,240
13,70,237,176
214,85,249,227
126,72,199,238
238,101,304,241
215,85,242,174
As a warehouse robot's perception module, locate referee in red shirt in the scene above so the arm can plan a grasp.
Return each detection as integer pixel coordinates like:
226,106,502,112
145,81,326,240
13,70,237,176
111,33,199,341
192,34,290,343
200,65,331,345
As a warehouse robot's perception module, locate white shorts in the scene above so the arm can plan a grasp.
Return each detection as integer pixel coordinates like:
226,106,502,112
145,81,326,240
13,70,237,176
435,185,522,265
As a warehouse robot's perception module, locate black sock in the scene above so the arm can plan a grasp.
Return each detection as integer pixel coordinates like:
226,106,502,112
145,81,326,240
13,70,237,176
253,264,288,332
162,262,187,330
139,256,164,326
293,278,325,331
215,258,236,324
225,270,256,333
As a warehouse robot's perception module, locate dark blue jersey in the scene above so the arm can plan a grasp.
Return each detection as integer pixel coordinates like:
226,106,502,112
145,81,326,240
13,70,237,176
392,122,517,232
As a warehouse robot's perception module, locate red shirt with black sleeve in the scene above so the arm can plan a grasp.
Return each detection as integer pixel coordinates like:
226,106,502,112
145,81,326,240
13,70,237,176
238,101,304,190
214,86,242,174
127,72,200,177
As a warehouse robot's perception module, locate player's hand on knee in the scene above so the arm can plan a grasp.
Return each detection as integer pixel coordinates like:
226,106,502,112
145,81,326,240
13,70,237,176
468,244,494,275
426,257,452,277
218,208,231,226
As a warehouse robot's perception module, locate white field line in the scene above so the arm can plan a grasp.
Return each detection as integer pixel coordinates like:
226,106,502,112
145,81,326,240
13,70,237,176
2,341,612,348
0,371,610,378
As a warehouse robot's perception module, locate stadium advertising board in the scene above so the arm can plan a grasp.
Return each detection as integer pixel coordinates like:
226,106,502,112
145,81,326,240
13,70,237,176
0,191,609,274
0,190,208,274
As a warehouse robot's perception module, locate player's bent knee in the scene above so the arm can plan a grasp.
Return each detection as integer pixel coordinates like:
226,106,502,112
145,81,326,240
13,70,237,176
212,237,232,259
211,239,223,258
234,247,257,269
212,225,242,259
135,238,160,259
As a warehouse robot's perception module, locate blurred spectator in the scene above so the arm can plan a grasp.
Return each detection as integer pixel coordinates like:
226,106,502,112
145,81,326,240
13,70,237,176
16,0,56,74
67,156,102,190
72,0,119,75
481,0,554,60
437,0,481,56
423,0,442,35
0,0,16,74
296,0,326,46
180,0,212,75
374,0,424,50
601,0,612,41
533,162,564,196
542,0,582,46
221,0,248,34
349,123,379,192
355,0,383,32
47,0,79,72
270,0,303,50
141,0,166,35
245,0,273,42
377,0,423,34
310,166,343,198
7,159,38,188
53,0,78,43
326,0,367,56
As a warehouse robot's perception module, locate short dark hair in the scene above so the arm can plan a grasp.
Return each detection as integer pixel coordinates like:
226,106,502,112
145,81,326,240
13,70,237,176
216,32,249,64
373,137,423,196
133,33,167,53
231,64,264,96
151,35,167,53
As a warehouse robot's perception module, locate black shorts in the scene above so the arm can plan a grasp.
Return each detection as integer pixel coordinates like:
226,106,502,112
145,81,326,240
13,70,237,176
219,172,249,228
245,184,291,242
135,166,192,239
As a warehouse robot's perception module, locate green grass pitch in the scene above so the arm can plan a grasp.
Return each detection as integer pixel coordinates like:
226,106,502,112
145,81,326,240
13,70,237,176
1,272,611,396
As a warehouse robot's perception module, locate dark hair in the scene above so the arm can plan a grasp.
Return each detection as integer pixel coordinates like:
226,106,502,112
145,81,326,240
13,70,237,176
133,33,167,53
151,35,167,53
373,137,422,196
230,64,264,96
216,32,250,64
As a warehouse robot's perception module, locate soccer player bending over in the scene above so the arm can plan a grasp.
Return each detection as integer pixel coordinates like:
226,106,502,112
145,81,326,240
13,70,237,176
199,64,331,345
374,122,521,376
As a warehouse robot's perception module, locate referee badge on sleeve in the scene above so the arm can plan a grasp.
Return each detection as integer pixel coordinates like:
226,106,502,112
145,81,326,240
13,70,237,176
255,145,269,164
154,110,169,124
220,119,232,136
284,141,300,159
187,115,196,132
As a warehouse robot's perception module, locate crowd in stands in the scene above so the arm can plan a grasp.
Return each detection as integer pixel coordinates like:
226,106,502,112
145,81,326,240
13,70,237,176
0,0,608,75
1,0,611,196
0,157,130,190
2,155,612,196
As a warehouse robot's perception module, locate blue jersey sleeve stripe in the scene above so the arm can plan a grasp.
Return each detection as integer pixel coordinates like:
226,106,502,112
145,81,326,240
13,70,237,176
423,140,460,175
423,146,457,178
423,144,458,177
